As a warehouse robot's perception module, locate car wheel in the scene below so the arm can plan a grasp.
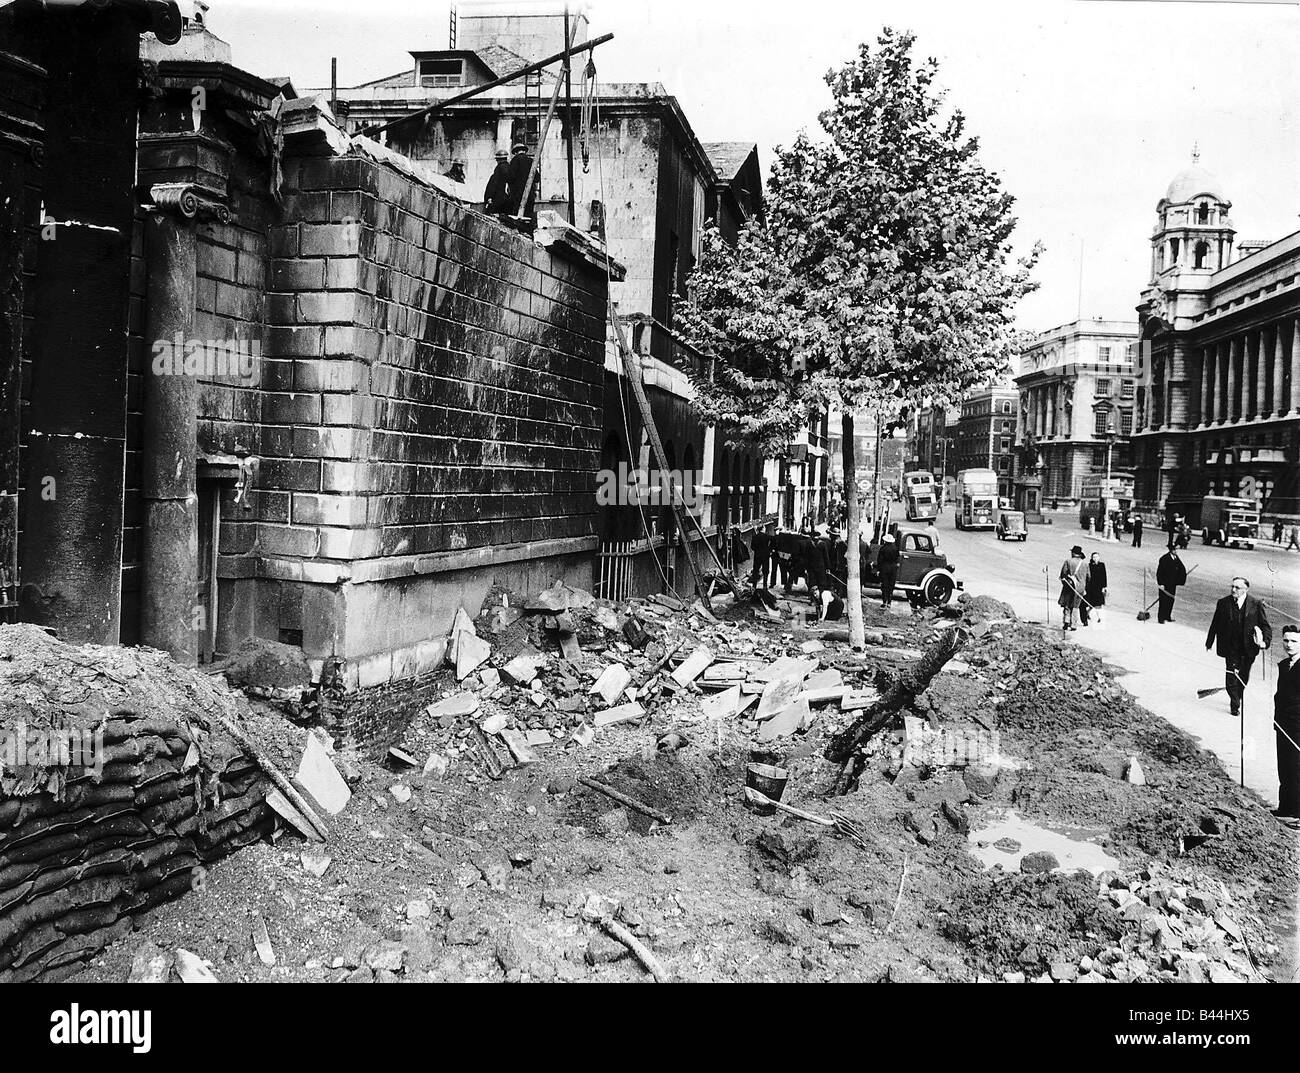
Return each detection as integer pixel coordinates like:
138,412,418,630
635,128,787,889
924,573,955,607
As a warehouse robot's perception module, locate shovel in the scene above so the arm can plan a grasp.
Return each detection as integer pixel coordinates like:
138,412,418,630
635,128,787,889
1136,564,1198,621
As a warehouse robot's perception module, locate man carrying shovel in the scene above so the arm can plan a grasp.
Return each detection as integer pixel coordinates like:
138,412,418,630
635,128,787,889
1155,546,1187,623
1274,625,1300,825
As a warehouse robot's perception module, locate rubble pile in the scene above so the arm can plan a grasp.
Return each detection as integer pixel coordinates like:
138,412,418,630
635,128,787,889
0,624,295,981
382,581,902,786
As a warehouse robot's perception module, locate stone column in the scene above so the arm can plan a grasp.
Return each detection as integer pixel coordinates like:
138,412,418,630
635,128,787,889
140,184,229,665
1291,320,1300,415
1227,336,1240,422
1252,330,1267,419
1200,346,1213,426
1218,340,1230,423
1272,321,1285,416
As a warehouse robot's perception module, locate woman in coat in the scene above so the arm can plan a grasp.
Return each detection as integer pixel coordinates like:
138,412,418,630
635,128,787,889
1081,551,1107,627
1058,545,1087,631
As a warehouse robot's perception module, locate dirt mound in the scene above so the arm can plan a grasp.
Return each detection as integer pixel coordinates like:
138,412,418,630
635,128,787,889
943,870,1125,975
959,594,1018,622
563,752,719,834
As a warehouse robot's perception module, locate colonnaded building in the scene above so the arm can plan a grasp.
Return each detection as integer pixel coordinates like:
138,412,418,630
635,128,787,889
1131,156,1300,523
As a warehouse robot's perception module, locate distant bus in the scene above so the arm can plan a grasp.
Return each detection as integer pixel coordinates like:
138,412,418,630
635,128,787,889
903,470,935,494
903,471,938,522
1078,476,1133,534
954,468,998,530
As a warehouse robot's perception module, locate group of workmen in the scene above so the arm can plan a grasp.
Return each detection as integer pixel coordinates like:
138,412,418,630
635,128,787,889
482,143,539,222
742,517,904,619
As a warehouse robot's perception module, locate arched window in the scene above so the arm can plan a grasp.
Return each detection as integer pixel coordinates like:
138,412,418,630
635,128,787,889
1194,241,1209,269
1169,238,1180,264
1197,202,1209,225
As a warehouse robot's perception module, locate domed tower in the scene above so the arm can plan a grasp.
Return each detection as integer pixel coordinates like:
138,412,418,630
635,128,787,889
1149,150,1234,285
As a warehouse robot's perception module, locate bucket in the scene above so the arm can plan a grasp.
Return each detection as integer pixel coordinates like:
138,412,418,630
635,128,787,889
745,763,789,812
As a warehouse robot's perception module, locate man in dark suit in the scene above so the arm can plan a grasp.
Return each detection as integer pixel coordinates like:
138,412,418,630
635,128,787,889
1205,576,1273,718
505,142,538,221
1273,625,1300,822
483,148,511,215
1155,546,1186,623
748,523,773,589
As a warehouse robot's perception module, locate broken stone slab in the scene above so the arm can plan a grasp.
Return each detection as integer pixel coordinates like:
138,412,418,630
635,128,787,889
128,941,171,983
456,633,492,681
423,752,449,777
499,728,541,765
449,605,477,645
362,940,407,973
752,656,818,684
798,686,848,706
426,693,480,721
803,668,843,691
1048,961,1077,982
799,639,826,654
389,784,412,804
593,702,645,728
592,606,621,632
296,733,351,816
756,674,807,721
702,662,749,683
174,949,218,983
1207,964,1244,984
560,633,583,663
701,685,742,721
501,649,544,687
252,914,276,967
528,583,575,612
670,646,714,686
266,788,320,841
756,697,810,743
648,593,686,613
571,723,595,746
590,663,632,705
388,746,418,767
840,689,881,712
523,729,552,748
300,848,333,877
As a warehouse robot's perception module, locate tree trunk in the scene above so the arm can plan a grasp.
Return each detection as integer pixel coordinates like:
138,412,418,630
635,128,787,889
843,412,865,650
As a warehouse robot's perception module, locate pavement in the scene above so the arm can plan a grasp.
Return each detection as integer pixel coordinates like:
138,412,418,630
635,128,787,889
933,512,1300,980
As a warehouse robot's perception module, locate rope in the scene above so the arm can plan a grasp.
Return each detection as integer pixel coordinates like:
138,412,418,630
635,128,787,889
579,57,597,174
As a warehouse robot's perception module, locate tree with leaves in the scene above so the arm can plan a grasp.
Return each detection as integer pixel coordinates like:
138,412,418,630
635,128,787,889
682,27,1038,649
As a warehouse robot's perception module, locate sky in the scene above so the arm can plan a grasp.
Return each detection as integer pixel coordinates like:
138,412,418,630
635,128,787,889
207,0,1300,332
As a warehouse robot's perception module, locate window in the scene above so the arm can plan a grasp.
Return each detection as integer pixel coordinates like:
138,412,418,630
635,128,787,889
1194,241,1209,269
1197,202,1209,224
1096,378,1112,397
1170,238,1180,263
1000,436,1010,452
1098,347,1111,363
1120,410,1132,435
419,59,464,87
1094,411,1109,435
1001,420,1011,432
1121,379,1135,399
1002,400,1012,414
904,533,934,553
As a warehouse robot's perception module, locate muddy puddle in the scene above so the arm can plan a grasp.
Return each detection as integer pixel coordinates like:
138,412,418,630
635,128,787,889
968,808,1120,874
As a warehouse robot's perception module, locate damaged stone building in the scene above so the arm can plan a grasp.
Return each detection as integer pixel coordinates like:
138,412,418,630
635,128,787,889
0,2,821,744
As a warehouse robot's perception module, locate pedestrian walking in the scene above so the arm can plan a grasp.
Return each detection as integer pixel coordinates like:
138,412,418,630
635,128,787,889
1155,546,1186,623
877,533,901,610
804,531,830,611
1131,513,1143,548
1058,545,1087,631
1287,524,1300,552
1273,625,1300,824
1273,519,1284,545
775,527,798,593
1081,551,1107,627
1110,513,1123,542
1205,577,1272,718
1166,511,1185,550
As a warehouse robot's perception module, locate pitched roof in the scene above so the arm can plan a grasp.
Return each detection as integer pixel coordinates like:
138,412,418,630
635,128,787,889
700,141,756,183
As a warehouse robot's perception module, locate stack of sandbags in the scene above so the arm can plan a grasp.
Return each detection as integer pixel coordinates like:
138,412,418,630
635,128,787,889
0,625,288,982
